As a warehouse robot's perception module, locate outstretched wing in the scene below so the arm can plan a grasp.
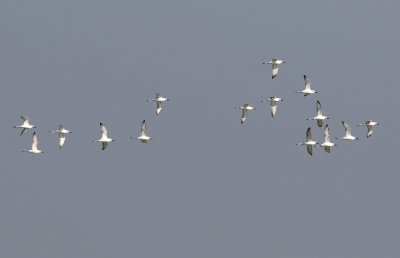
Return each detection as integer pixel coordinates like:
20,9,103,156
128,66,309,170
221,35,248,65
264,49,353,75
21,116,29,123
324,125,330,142
59,134,66,148
342,121,351,136
32,132,38,150
100,122,108,137
20,128,28,136
241,109,248,124
156,101,162,115
306,127,312,141
304,75,311,90
367,125,374,138
141,120,146,135
316,100,322,115
307,145,313,156
270,102,277,117
272,63,279,79
102,142,108,150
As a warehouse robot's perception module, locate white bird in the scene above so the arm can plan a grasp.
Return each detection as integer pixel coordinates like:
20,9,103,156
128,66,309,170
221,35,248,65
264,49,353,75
319,125,337,153
50,125,72,148
357,120,379,138
14,116,36,136
131,120,152,143
296,75,317,96
297,127,318,156
147,93,170,115
235,104,255,124
261,97,284,118
93,122,115,150
22,132,43,154
262,58,285,79
336,121,359,140
306,100,329,127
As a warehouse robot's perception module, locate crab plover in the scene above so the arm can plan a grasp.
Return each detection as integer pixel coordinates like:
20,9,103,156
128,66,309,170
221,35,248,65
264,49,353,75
296,75,317,96
261,97,284,118
235,104,255,124
14,116,36,136
262,58,285,79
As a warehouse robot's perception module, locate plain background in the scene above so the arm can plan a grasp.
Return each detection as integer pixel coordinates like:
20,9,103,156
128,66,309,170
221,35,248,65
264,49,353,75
1,0,399,257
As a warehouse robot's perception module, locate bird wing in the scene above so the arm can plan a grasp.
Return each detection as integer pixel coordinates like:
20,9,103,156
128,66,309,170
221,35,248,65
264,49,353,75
59,125,64,130
102,142,108,150
324,146,330,153
342,121,351,136
100,123,108,138
306,127,312,141
141,120,146,135
316,100,322,115
324,125,330,142
241,109,248,124
156,101,162,115
317,119,323,127
32,132,38,150
270,102,277,117
20,128,28,136
304,75,311,90
367,125,374,138
307,145,313,156
59,135,66,148
21,116,29,123
156,93,161,99
272,63,279,79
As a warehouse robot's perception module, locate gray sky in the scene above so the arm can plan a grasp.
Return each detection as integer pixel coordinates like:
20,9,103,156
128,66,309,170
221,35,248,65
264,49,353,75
1,0,399,257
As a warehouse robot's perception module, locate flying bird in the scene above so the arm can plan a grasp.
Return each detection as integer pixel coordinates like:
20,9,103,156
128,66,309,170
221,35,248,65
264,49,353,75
14,116,36,136
235,104,255,124
50,125,72,148
319,125,337,153
357,120,379,138
93,122,115,150
296,127,318,156
260,97,284,118
22,132,43,154
306,100,329,127
296,75,317,96
147,93,170,115
336,121,358,140
262,58,285,79
131,120,152,143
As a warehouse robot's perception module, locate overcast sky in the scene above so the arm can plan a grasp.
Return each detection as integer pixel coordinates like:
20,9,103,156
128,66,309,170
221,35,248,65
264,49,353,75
1,0,399,257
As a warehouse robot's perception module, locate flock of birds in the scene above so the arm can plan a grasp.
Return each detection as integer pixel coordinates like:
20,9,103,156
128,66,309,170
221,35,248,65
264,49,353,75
13,93,170,153
14,58,379,156
235,58,379,155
